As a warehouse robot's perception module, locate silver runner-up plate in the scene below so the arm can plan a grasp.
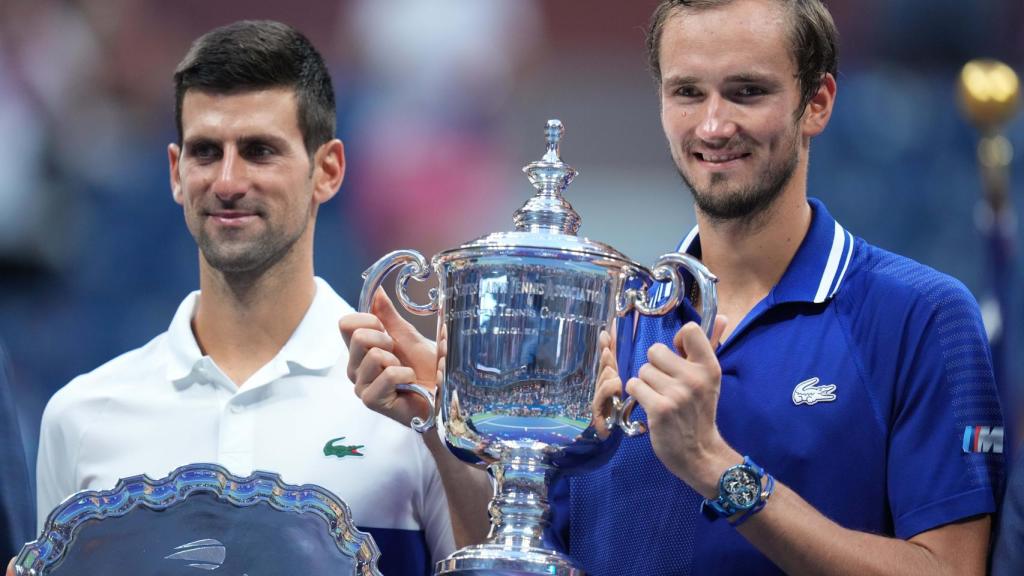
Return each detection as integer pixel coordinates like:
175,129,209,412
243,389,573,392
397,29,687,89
14,463,382,576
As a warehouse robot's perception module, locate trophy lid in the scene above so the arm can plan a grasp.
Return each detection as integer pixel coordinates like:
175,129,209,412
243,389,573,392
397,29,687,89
439,119,637,266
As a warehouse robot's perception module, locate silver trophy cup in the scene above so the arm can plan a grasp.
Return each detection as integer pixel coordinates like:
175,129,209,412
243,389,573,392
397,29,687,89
359,120,717,576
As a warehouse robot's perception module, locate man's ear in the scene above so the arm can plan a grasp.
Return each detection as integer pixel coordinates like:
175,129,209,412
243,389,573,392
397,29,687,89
802,72,837,138
312,139,345,205
169,143,184,206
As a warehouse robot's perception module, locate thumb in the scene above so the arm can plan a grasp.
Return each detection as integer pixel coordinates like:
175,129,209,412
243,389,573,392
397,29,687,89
371,288,415,336
710,314,729,349
673,314,729,355
673,315,728,366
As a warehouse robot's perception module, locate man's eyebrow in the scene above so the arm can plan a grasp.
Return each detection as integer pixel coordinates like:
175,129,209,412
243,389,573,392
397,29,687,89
723,72,780,85
663,75,701,87
237,134,292,151
182,134,292,150
663,73,781,86
182,136,217,150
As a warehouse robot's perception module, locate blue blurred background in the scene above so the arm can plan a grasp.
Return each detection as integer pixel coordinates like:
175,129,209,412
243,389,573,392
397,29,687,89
1,0,1022,493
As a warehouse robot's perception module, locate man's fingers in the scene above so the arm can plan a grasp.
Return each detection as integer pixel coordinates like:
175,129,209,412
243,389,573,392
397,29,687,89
599,346,617,372
354,347,401,393
598,330,619,379
595,365,622,397
339,312,385,347
362,365,431,418
710,314,729,349
672,320,721,368
345,328,395,382
437,323,448,352
637,360,686,395
625,376,666,415
371,288,416,335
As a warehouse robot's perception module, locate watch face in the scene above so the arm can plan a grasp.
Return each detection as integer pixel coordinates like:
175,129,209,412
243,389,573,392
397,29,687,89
722,466,760,511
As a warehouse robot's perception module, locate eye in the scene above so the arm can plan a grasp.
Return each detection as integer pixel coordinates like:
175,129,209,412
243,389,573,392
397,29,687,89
188,142,221,162
673,85,702,99
243,142,277,160
734,85,768,99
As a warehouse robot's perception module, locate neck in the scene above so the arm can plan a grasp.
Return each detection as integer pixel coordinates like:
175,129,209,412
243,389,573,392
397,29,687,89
192,249,316,387
695,174,812,338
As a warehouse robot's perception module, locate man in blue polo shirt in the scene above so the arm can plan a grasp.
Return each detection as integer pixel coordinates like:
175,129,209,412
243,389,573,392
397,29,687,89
343,0,1004,573
549,0,1003,574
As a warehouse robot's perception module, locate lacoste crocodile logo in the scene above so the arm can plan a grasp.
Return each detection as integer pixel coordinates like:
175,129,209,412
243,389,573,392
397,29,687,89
323,437,365,459
792,377,837,406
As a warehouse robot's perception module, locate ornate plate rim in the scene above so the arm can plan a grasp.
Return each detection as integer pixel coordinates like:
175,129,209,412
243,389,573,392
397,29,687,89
15,462,382,575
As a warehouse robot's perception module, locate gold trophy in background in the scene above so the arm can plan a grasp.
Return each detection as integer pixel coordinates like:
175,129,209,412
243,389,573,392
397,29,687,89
958,59,1020,449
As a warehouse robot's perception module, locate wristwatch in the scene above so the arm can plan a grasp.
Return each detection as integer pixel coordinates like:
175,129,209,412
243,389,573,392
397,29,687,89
700,456,773,524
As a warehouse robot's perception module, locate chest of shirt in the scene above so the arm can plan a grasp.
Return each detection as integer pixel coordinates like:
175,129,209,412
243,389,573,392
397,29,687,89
71,375,426,528
712,307,890,513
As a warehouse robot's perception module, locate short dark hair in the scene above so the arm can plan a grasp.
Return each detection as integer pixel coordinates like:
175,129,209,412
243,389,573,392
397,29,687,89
646,0,839,112
173,20,336,155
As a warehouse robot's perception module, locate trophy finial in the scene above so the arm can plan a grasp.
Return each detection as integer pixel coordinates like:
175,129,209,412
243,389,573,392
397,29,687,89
958,59,1020,131
543,120,564,163
515,119,582,235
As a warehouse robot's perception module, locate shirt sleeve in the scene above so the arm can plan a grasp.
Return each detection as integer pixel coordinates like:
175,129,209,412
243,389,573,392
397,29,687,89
880,276,1002,538
34,387,79,533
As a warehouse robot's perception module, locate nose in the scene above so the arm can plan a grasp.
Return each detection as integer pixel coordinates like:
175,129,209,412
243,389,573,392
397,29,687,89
695,94,738,145
210,148,248,202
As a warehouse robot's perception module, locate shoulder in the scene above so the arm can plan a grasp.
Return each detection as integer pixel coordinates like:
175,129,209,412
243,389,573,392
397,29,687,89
43,332,169,427
831,238,994,406
838,238,981,325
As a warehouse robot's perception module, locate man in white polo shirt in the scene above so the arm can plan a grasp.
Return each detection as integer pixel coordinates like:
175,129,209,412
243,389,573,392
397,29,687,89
22,20,461,576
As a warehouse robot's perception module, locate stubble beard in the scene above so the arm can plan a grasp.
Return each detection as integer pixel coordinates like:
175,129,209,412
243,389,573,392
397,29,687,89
678,132,800,226
194,217,308,279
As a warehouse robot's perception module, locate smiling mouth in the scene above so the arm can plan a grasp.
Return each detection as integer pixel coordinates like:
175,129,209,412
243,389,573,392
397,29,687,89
694,151,751,164
207,211,259,227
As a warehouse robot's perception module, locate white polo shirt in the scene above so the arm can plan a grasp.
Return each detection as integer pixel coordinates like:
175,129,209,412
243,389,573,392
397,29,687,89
36,277,454,569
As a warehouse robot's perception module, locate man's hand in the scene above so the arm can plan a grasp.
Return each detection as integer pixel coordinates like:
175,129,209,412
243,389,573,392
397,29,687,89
625,316,737,496
7,557,15,576
342,290,492,547
590,330,623,440
340,289,439,427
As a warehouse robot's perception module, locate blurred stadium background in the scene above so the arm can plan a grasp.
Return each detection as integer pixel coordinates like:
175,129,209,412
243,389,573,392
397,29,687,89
1,0,1022,487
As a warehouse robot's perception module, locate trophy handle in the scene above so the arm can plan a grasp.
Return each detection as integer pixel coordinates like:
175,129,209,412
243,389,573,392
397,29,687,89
605,395,648,437
359,249,440,433
613,252,719,437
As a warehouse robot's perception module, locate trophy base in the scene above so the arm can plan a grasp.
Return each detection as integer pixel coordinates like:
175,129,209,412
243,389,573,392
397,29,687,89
434,544,584,576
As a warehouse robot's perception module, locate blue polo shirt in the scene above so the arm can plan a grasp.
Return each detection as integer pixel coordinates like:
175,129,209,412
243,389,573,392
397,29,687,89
549,198,1003,575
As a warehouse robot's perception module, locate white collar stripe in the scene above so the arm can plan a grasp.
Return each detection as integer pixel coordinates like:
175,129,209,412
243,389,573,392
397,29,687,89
814,221,847,304
829,229,855,299
678,225,699,253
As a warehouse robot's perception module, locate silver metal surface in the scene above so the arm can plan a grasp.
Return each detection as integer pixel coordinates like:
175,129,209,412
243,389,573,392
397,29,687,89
360,251,439,433
616,252,718,435
16,464,381,575
359,119,719,575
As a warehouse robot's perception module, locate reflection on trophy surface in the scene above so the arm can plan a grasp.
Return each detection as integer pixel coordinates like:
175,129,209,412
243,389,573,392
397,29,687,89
360,119,718,575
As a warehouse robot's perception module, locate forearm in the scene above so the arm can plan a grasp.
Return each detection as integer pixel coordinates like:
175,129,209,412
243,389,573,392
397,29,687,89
735,483,989,576
423,430,493,548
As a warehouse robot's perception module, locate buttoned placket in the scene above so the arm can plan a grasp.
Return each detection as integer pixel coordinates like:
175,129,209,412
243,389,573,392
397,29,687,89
188,356,259,477
220,356,300,477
